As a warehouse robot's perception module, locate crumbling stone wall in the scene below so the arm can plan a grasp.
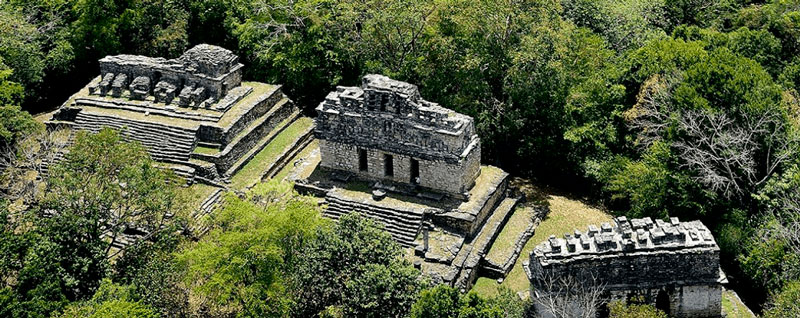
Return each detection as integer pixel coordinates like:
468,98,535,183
527,217,723,318
91,44,243,108
315,74,481,196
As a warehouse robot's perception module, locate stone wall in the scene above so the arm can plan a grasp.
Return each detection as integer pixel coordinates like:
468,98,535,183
319,139,479,195
528,217,723,318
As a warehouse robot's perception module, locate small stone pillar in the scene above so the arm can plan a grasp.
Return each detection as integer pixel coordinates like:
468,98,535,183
423,223,430,252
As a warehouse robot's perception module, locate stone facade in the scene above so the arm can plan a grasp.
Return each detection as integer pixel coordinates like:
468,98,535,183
526,217,723,318
315,74,481,196
90,44,243,108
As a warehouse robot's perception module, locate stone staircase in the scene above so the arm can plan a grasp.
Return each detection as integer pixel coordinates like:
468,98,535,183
323,194,424,247
166,164,197,184
73,110,198,163
219,86,285,145
191,187,225,236
451,195,519,289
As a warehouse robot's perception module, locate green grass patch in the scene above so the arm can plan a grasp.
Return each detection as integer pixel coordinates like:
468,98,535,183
218,82,278,127
180,183,220,207
193,146,219,155
272,139,320,182
229,117,313,189
472,195,612,297
722,289,755,318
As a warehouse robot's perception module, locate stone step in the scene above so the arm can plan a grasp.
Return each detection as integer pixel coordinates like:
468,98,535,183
258,121,313,181
221,86,285,143
216,99,297,173
74,118,197,146
74,111,198,162
324,205,424,230
452,195,519,290
73,119,197,145
323,208,416,246
324,196,424,225
323,196,423,246
200,188,224,213
475,197,518,255
323,206,419,240
322,203,421,232
324,195,425,217
71,131,192,161
222,97,292,148
323,208,416,241
75,119,196,145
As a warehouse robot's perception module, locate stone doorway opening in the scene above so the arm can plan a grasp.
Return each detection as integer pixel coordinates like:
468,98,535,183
410,158,419,184
359,149,368,171
656,289,670,315
384,154,394,177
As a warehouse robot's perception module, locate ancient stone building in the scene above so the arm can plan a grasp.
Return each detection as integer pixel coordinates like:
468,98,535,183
47,44,298,184
314,74,481,197
294,75,530,290
93,44,243,108
525,217,724,318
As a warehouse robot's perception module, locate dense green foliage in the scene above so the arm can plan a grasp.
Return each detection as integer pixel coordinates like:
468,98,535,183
56,280,160,318
763,280,800,318
293,212,420,317
2,0,800,315
0,129,182,317
175,181,324,317
608,298,668,318
410,285,526,318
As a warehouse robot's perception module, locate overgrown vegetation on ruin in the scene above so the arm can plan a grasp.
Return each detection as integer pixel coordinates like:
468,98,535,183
1,0,800,316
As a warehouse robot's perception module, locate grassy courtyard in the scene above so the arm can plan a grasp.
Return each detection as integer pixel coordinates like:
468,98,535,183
471,194,612,297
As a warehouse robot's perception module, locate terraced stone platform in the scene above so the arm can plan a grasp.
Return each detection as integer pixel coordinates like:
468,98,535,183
45,45,298,185
286,139,522,288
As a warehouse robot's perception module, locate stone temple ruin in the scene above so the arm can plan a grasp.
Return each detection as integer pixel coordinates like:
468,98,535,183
294,74,537,290
46,44,299,184
38,43,728,316
525,216,725,318
315,74,481,198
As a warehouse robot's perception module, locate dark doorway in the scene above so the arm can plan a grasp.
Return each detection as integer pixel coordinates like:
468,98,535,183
656,290,671,315
410,159,419,184
359,149,368,171
384,154,394,177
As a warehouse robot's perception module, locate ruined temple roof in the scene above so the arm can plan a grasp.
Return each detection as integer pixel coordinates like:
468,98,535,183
314,74,479,162
178,44,240,77
317,74,473,134
99,44,241,79
532,217,718,266
362,74,421,99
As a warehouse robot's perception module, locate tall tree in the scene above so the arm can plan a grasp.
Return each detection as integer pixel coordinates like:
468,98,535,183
176,181,324,317
292,212,421,318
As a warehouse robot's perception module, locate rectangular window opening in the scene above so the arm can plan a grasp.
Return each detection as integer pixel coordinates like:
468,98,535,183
359,149,368,171
384,154,394,177
410,158,419,184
